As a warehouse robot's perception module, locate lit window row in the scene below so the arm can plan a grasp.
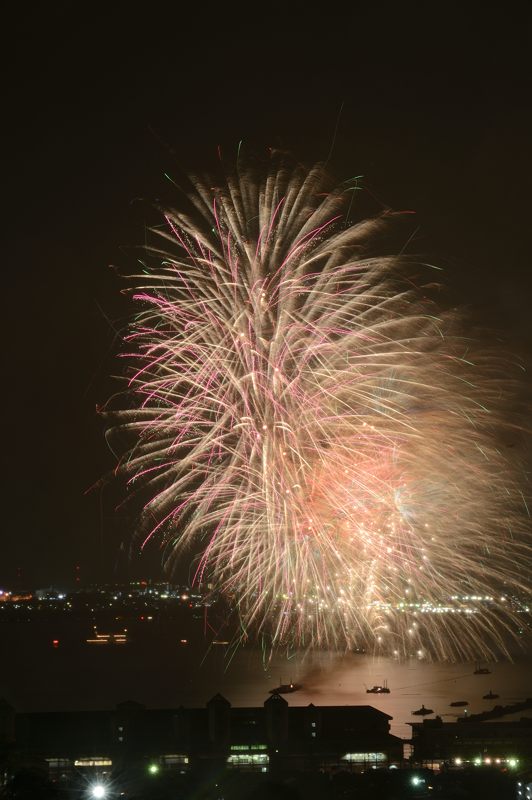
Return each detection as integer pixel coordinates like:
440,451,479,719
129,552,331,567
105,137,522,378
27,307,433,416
342,752,387,763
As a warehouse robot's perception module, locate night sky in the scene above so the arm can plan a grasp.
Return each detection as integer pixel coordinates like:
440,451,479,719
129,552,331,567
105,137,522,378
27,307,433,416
5,4,532,587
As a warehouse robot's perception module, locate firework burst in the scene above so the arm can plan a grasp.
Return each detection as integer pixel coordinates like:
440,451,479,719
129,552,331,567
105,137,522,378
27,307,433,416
105,154,530,659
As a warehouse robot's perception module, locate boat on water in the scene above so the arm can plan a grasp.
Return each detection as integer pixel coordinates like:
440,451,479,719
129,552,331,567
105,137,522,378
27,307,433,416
474,663,491,675
412,705,434,716
86,628,128,646
269,681,302,695
450,700,469,707
366,680,390,694
483,690,499,700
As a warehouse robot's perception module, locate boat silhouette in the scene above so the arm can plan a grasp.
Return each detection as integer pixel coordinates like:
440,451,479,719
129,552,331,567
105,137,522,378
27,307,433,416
366,679,390,694
86,628,128,646
483,690,499,700
412,704,434,716
474,663,491,675
269,680,302,694
450,700,469,707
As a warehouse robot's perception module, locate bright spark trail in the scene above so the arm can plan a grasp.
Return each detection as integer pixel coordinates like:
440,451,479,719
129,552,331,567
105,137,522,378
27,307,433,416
104,154,531,659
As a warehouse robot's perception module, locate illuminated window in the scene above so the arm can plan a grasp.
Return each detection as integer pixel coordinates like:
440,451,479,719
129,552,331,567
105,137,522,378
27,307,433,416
162,754,189,766
227,754,269,762
74,758,112,767
227,753,269,769
46,758,71,769
342,753,386,763
230,744,267,752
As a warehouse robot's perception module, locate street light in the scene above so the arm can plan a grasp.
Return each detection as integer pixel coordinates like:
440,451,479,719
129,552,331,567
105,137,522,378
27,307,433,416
90,785,107,799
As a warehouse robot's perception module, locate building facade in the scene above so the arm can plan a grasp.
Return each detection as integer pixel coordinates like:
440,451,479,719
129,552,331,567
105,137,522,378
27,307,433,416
0,694,403,782
410,715,532,769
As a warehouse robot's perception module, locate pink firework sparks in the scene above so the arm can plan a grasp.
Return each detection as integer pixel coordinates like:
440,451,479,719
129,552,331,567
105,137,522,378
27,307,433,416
104,155,531,659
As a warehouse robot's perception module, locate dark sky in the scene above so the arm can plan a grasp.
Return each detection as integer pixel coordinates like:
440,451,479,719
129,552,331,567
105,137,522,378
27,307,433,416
4,3,532,587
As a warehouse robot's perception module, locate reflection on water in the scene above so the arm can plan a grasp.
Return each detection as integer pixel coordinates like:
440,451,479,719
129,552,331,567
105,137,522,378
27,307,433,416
2,629,531,739
216,649,532,738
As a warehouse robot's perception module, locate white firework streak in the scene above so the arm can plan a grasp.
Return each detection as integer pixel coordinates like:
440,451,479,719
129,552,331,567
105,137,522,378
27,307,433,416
106,156,531,659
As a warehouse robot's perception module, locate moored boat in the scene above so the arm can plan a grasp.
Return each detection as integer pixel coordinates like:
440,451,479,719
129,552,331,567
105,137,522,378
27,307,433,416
412,704,434,716
366,679,390,694
269,680,302,694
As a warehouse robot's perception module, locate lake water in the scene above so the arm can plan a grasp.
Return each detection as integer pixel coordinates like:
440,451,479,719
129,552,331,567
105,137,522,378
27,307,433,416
3,627,531,739
210,648,532,738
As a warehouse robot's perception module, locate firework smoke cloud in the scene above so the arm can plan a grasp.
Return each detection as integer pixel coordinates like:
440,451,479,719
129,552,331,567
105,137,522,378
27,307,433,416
105,153,531,659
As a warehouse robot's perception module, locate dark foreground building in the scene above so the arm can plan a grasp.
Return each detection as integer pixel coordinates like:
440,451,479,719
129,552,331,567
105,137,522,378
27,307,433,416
0,694,403,782
411,714,532,769
1,697,524,798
